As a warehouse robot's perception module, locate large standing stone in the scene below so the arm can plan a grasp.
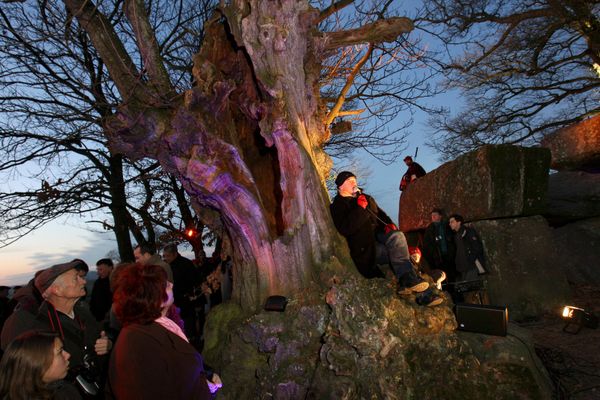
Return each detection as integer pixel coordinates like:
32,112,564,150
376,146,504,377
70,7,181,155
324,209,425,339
540,115,600,171
545,171,600,223
203,277,554,399
399,145,550,231
472,216,571,321
552,217,600,285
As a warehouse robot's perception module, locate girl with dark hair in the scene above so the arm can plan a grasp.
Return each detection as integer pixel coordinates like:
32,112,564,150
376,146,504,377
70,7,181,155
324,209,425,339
0,331,81,400
106,263,216,400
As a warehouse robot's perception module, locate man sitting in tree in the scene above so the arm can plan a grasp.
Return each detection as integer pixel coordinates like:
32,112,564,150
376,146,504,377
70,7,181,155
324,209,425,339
330,171,441,306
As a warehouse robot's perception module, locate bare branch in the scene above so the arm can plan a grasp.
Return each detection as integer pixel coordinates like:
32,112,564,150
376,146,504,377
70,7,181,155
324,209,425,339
318,0,354,23
336,109,365,117
62,0,151,106
325,43,373,125
322,17,414,49
123,0,175,96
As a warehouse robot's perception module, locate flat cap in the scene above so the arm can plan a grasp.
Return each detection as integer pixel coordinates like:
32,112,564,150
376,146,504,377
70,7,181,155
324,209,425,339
34,260,85,294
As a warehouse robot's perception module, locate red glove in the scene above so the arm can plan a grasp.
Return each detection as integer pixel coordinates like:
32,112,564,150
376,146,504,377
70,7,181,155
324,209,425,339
384,223,398,234
356,194,368,209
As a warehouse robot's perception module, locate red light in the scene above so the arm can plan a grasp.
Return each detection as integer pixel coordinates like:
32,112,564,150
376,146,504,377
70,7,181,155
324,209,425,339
186,228,196,238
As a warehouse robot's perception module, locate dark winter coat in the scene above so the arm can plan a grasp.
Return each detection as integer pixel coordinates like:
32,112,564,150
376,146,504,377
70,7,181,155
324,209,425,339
453,225,487,277
89,277,112,322
106,322,211,400
330,193,393,278
47,380,83,400
1,301,102,370
422,221,456,279
169,255,197,312
36,301,104,370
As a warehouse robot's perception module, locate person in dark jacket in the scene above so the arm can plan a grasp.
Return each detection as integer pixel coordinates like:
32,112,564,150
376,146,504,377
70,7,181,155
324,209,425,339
422,208,456,282
89,258,114,322
107,263,216,400
162,243,199,340
399,156,426,191
134,243,174,282
1,260,111,381
330,171,434,301
0,331,81,400
449,214,489,304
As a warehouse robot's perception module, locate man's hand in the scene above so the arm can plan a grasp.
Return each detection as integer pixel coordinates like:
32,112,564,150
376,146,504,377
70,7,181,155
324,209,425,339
384,223,398,234
94,331,112,355
356,194,368,209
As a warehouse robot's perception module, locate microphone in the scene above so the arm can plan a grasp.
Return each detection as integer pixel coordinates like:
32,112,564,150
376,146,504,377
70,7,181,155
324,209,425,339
353,187,361,196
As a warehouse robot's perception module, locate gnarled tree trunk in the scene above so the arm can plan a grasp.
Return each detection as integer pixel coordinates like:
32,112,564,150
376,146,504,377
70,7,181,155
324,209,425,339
63,0,412,310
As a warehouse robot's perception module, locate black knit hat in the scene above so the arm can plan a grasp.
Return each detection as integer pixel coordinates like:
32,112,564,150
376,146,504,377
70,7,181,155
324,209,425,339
334,171,356,187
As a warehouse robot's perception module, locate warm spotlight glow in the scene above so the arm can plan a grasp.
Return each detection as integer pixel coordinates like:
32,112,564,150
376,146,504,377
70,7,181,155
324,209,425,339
562,305,582,319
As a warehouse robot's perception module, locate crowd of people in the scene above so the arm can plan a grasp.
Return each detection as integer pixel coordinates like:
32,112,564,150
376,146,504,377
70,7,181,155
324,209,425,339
0,157,489,399
0,246,230,399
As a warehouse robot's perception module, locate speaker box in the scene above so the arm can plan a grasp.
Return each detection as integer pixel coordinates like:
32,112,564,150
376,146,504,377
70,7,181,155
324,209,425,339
455,303,508,336
264,295,288,312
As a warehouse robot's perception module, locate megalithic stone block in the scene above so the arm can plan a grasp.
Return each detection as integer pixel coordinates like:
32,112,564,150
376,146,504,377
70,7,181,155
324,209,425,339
546,171,600,222
472,216,570,321
540,115,600,171
398,145,550,231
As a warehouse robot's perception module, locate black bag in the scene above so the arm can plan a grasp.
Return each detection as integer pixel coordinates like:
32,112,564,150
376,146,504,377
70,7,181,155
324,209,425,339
264,295,287,312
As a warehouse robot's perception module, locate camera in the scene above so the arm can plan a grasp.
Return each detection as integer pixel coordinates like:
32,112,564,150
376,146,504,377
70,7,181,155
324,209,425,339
67,347,102,397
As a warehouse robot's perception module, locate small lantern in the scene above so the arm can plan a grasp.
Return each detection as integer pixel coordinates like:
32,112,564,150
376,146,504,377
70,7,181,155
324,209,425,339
561,306,598,334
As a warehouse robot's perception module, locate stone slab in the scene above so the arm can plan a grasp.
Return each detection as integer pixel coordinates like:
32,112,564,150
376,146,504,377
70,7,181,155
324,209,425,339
552,217,600,285
540,115,600,171
399,145,550,231
545,171,600,222
472,216,571,321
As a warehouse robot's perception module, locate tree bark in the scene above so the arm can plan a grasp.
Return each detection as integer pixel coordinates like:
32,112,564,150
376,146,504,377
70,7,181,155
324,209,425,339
106,154,136,262
64,0,412,310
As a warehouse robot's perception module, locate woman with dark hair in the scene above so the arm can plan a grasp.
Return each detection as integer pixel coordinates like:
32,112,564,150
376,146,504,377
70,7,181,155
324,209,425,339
0,331,81,400
106,263,213,399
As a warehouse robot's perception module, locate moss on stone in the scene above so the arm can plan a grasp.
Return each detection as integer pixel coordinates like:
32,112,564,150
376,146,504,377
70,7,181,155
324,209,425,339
202,302,246,367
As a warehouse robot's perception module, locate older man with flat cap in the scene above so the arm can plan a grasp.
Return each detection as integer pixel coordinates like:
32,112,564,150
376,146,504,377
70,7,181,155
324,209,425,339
1,260,111,372
330,171,442,306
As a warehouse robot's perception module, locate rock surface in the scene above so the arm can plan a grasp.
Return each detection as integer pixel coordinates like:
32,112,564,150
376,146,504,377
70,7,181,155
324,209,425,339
545,171,600,223
203,275,554,399
551,217,600,285
540,115,600,171
399,145,550,231
525,283,600,400
472,216,571,321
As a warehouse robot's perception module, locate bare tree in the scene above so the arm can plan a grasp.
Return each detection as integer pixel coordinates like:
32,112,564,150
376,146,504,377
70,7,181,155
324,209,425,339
0,0,216,259
317,0,443,164
47,0,428,309
417,0,600,160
